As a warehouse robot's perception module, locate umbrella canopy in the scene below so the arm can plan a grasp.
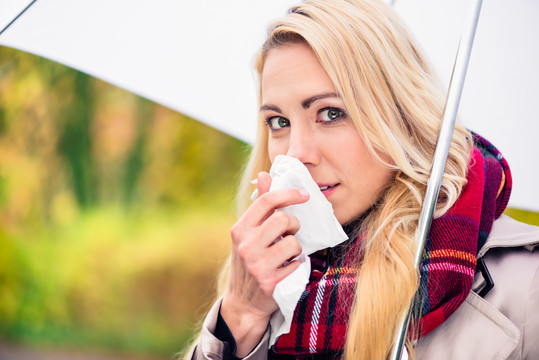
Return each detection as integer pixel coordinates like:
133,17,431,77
0,0,537,210
0,0,298,143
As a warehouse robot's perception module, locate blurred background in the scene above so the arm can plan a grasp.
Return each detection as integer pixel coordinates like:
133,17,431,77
0,46,250,359
0,45,537,359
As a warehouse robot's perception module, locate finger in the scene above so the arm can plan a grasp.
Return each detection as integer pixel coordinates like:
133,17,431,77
257,212,301,247
252,258,303,296
254,188,309,225
248,258,304,295
257,171,272,196
243,235,302,275
238,234,301,278
272,258,303,285
236,214,299,268
267,235,303,268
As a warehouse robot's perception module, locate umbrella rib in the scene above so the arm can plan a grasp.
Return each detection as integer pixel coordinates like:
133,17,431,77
0,0,39,37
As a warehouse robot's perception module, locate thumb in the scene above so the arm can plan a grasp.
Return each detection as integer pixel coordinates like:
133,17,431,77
257,171,272,196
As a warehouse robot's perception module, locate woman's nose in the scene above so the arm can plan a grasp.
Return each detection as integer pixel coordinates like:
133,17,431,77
285,126,320,165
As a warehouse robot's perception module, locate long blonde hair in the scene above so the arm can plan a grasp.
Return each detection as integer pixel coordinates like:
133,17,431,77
218,0,471,358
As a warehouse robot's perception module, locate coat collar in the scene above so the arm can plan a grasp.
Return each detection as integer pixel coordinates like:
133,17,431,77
478,215,539,258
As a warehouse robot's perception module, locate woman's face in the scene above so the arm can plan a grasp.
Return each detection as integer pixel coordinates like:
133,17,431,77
261,43,394,224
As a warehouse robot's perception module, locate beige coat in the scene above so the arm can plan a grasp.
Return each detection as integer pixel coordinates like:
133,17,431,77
416,215,539,359
190,215,539,359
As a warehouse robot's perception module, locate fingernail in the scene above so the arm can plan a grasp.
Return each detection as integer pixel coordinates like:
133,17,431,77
250,189,259,202
299,189,309,197
250,178,258,184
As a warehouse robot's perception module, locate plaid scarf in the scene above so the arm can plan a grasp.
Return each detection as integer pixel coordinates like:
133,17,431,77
270,134,511,358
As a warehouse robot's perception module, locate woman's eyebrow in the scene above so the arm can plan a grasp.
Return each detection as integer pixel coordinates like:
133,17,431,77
260,104,282,113
301,92,340,109
260,93,340,113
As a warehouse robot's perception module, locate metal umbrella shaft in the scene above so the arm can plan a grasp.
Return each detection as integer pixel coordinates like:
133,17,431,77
390,0,483,358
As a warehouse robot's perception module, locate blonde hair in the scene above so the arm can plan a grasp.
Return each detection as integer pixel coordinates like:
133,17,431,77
215,0,472,359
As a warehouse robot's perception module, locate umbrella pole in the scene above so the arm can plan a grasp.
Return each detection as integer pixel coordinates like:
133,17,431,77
389,0,483,358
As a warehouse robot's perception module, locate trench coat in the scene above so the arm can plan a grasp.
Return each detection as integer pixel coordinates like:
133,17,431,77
190,215,539,359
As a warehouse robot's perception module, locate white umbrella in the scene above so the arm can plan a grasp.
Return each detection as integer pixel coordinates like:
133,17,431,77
0,0,298,143
0,0,537,210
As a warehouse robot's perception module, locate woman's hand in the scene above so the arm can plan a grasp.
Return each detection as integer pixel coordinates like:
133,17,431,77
221,171,309,357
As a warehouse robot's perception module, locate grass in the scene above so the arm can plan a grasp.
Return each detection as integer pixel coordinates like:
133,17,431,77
504,207,539,227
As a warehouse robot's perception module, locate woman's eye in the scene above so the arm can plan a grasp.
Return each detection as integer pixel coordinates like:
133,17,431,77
320,107,344,122
267,116,290,130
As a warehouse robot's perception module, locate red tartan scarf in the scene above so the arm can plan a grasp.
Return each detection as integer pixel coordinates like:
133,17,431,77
270,134,512,358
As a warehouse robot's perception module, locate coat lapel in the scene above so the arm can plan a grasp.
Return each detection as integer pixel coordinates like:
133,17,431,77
415,215,539,360
415,291,520,360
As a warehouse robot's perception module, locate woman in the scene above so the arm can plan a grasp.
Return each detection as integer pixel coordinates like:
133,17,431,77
188,0,539,358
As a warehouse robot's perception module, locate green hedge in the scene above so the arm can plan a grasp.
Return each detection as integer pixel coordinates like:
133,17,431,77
0,206,233,357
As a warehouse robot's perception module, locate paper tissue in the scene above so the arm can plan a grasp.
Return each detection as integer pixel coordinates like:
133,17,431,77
258,155,348,347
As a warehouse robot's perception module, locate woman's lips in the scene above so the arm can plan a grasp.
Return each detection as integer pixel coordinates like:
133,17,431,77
318,183,339,198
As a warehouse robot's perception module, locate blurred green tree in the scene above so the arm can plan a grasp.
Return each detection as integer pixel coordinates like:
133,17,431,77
56,71,97,209
0,46,249,357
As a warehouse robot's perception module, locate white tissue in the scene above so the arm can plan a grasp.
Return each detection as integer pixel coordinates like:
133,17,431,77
265,155,348,347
